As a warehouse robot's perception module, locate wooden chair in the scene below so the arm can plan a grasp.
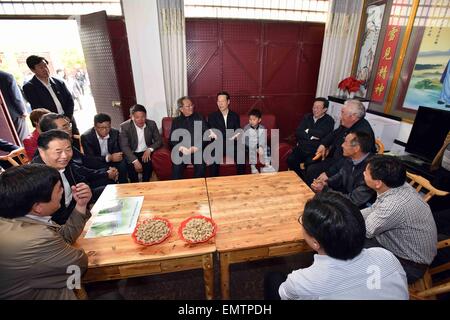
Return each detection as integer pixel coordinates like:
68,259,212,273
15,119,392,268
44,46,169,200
72,134,84,154
406,171,450,299
375,138,384,154
407,171,449,202
0,147,30,167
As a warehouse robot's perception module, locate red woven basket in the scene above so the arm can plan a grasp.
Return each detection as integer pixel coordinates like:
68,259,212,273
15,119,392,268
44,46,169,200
178,215,217,244
132,217,172,246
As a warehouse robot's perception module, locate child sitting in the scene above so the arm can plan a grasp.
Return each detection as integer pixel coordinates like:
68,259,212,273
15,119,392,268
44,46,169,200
242,109,275,174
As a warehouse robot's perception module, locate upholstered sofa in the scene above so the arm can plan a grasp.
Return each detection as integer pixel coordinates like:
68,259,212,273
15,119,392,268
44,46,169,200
152,114,291,180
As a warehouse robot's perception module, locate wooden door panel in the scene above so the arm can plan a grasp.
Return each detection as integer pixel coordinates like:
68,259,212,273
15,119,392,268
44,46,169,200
186,19,325,139
223,42,260,93
187,42,221,96
263,44,299,94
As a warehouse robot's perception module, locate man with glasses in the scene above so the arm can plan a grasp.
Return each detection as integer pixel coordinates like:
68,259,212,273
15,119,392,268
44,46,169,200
81,113,128,183
169,96,209,179
305,99,376,185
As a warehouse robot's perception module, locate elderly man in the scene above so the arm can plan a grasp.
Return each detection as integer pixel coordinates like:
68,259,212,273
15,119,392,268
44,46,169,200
305,99,375,185
287,97,334,178
169,96,209,179
311,131,376,209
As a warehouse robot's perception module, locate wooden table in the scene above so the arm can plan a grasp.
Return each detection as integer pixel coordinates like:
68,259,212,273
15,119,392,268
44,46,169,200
206,171,315,299
75,178,216,299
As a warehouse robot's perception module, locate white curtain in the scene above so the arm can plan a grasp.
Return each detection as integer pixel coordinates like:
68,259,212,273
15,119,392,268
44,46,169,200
157,0,187,117
316,0,363,97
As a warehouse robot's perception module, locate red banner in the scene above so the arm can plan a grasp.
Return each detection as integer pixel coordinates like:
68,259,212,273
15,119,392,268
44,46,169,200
371,25,401,103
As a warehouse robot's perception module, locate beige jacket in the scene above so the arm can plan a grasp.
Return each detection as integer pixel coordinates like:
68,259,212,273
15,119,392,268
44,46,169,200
0,208,91,300
431,131,450,171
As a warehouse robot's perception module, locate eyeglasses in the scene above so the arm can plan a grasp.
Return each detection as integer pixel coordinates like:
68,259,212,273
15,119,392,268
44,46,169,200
62,122,72,129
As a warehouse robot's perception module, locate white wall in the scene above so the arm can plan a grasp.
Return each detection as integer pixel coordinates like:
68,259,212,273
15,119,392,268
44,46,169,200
122,0,168,128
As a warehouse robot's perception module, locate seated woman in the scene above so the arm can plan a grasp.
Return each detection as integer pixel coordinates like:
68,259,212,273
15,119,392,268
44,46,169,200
264,191,408,300
0,163,92,299
22,108,51,159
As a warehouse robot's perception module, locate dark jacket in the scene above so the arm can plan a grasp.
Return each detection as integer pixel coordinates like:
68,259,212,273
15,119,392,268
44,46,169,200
326,154,376,209
321,118,375,176
119,119,162,164
32,155,85,224
0,138,19,153
169,112,209,150
295,113,335,153
23,76,74,117
0,70,27,120
81,127,122,169
31,155,108,224
207,109,241,153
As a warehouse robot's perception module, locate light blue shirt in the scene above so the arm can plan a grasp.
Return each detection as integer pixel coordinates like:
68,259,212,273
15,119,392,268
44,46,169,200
279,248,408,300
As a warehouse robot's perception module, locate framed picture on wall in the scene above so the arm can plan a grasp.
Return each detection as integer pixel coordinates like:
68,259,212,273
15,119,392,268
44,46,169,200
355,1,386,98
402,27,450,111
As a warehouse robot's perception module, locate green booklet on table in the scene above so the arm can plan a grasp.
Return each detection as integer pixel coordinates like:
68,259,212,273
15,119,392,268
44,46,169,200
84,196,144,238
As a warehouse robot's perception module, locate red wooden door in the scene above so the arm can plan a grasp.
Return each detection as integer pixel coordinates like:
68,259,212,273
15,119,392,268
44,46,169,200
186,19,325,139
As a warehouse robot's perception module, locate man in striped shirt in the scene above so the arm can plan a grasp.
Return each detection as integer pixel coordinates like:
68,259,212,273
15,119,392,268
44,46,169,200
362,155,438,284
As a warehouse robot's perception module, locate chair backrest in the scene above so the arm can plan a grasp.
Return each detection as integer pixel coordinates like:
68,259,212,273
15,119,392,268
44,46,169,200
0,147,30,167
72,134,83,154
406,171,449,202
375,138,384,154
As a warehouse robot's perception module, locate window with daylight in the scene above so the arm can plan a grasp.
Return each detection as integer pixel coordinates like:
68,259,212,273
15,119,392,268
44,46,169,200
184,0,329,22
0,0,122,16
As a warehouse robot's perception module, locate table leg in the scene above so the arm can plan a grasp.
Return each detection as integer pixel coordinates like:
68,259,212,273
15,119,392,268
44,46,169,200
202,253,214,300
220,252,230,300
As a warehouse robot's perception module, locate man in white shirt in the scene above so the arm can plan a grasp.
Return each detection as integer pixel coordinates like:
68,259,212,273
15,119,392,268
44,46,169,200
81,113,128,183
265,191,408,300
119,104,162,182
23,55,79,134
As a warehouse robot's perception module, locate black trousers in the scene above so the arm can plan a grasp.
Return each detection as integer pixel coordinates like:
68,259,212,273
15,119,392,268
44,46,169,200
127,151,152,183
264,272,287,300
209,146,246,177
287,146,315,178
304,158,334,185
172,163,205,179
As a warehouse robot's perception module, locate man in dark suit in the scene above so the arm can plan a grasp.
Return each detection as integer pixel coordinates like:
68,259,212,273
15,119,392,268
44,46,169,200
0,59,29,140
207,91,245,176
32,130,99,225
22,55,79,134
170,96,209,179
119,104,162,182
287,97,335,178
81,113,128,183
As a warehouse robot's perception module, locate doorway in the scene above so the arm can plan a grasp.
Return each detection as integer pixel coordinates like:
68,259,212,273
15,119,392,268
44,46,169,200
0,19,97,134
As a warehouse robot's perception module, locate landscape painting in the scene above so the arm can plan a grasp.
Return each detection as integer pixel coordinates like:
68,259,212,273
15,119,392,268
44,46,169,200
403,27,450,111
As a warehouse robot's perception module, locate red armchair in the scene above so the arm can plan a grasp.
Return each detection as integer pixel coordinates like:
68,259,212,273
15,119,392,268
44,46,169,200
152,114,291,180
